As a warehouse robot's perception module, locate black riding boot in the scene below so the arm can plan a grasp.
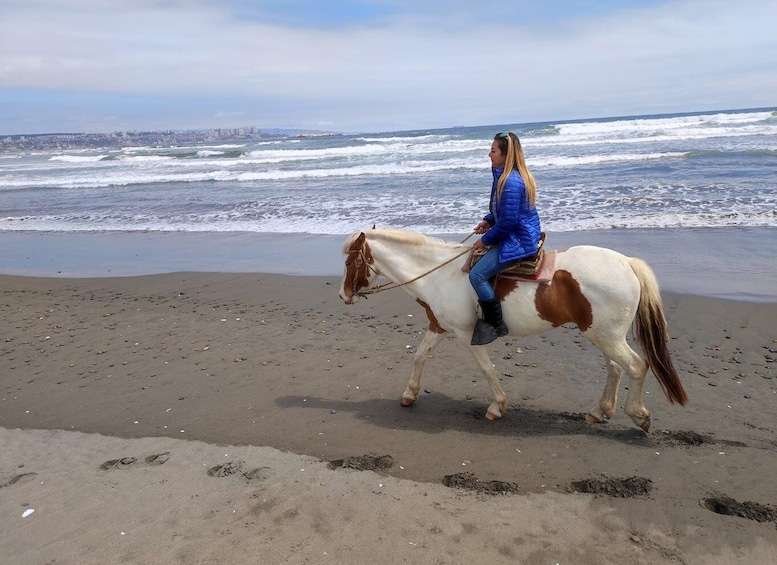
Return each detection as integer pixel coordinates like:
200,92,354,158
470,298,509,346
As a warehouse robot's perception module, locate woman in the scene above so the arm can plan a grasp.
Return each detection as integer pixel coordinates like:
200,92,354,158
469,131,542,345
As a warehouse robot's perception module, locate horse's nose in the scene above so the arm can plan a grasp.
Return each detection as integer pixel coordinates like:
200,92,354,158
339,291,353,304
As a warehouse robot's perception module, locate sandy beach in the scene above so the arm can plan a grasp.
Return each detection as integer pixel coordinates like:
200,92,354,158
1,267,776,564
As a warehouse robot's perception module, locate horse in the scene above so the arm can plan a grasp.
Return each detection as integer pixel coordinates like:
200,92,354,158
338,228,688,432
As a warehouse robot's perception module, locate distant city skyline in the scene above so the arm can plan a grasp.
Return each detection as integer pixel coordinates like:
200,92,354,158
2,0,776,135
0,125,323,153
4,105,776,142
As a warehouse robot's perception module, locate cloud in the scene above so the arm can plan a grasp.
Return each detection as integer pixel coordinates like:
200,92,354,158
0,0,775,133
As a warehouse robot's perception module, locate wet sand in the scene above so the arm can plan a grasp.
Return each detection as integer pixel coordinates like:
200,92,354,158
2,226,776,301
1,271,776,564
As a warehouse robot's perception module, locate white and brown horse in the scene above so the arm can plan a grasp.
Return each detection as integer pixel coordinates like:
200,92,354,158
339,228,687,431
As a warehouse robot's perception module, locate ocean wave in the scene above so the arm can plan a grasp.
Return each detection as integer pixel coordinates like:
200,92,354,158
117,155,177,163
49,155,109,163
531,152,685,168
3,208,774,235
0,147,761,190
120,143,246,153
0,150,687,190
0,161,482,189
3,108,773,239
546,110,777,144
357,134,451,143
522,124,559,137
681,149,777,160
244,139,481,162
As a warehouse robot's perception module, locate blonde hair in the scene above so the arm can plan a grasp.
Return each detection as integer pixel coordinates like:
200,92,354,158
494,132,536,207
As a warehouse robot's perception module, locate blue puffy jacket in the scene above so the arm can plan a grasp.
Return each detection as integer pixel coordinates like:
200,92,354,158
480,167,542,262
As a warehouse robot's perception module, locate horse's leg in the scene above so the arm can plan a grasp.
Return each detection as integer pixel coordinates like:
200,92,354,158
597,339,651,431
585,355,622,424
466,343,508,420
401,330,446,407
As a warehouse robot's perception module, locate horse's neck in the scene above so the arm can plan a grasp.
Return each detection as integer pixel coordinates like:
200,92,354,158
371,240,434,278
370,239,462,289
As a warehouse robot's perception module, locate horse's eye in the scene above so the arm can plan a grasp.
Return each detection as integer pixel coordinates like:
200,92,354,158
345,262,351,267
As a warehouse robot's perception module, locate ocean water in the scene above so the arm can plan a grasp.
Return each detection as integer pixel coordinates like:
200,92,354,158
1,108,776,301
2,108,776,234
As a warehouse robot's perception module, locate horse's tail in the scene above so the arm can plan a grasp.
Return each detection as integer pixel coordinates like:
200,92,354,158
628,258,689,406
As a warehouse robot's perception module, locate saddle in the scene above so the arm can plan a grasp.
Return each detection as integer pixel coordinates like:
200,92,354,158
462,233,555,282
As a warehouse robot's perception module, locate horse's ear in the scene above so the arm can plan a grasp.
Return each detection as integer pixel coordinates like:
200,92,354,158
356,232,366,244
371,224,376,230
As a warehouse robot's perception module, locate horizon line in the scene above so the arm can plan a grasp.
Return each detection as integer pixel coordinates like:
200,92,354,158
2,105,775,139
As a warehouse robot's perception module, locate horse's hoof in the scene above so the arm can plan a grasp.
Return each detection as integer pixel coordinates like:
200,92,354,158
401,397,415,407
585,413,602,424
639,417,651,433
485,405,503,420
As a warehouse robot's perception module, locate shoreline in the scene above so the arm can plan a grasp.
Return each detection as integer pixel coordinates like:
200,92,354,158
1,225,776,302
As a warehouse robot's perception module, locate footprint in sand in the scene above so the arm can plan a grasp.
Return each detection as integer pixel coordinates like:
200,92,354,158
99,452,171,470
207,461,243,478
99,457,138,470
144,452,170,465
0,472,39,489
242,467,271,481
207,461,269,481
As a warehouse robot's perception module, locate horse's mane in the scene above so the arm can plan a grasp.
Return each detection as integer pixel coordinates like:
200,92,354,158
343,228,464,253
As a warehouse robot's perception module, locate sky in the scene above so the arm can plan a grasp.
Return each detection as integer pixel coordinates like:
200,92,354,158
1,0,775,135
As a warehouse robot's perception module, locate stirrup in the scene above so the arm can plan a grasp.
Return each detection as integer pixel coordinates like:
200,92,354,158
471,319,499,346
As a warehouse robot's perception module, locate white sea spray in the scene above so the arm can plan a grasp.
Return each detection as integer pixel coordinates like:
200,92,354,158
1,109,775,234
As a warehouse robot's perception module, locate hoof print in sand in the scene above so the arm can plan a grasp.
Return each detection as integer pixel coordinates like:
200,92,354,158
442,472,521,495
144,452,170,465
656,430,713,446
242,467,270,481
655,429,747,449
328,454,394,471
208,461,244,478
207,461,269,481
99,457,138,470
570,476,653,498
702,495,777,523
100,453,170,470
0,472,39,489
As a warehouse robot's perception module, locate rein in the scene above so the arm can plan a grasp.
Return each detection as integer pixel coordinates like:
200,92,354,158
354,232,476,297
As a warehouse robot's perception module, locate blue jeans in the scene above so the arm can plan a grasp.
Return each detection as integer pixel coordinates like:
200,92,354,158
468,247,520,302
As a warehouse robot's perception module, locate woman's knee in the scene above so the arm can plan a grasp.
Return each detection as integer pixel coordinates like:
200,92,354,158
469,267,487,286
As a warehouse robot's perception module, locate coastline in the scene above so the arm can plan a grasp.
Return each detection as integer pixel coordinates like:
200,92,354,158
1,225,775,302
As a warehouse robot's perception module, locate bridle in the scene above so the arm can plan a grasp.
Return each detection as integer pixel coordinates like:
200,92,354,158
345,242,374,298
345,232,476,298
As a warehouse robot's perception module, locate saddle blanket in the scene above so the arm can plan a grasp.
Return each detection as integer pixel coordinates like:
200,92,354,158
499,249,557,283
462,247,557,283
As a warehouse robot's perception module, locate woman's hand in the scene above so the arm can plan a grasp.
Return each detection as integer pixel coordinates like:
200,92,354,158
474,220,490,234
473,238,486,249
